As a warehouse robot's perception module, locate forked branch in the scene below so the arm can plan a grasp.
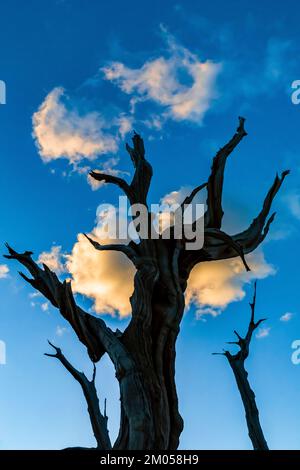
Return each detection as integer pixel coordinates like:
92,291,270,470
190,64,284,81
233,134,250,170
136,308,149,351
83,234,139,266
89,172,133,200
4,243,118,362
90,132,153,206
233,170,290,252
213,282,269,450
45,341,111,450
181,118,289,275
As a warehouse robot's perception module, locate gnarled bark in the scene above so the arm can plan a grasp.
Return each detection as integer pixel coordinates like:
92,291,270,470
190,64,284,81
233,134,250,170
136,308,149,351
5,118,288,449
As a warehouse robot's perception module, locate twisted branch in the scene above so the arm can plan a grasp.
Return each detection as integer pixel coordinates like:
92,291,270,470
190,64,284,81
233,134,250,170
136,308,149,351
90,132,153,206
205,116,247,229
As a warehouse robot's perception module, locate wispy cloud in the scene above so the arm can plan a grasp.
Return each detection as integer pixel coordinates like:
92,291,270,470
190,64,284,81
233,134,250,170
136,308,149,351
41,302,49,312
29,292,41,299
264,38,293,83
284,192,300,220
0,340,6,365
256,327,271,339
102,27,221,124
196,306,222,319
29,294,49,312
0,264,9,279
56,325,68,337
280,312,293,322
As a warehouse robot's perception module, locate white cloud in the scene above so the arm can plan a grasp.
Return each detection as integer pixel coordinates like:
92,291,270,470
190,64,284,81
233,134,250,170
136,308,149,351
32,87,132,166
37,245,65,274
0,264,9,279
0,340,6,365
33,88,117,163
196,306,222,319
116,114,133,138
67,233,134,317
186,251,275,318
87,174,105,191
29,294,49,312
41,302,49,312
280,312,293,322
87,157,129,191
102,29,221,123
256,327,271,339
143,114,164,130
56,325,68,337
29,292,41,299
160,187,191,206
66,205,134,317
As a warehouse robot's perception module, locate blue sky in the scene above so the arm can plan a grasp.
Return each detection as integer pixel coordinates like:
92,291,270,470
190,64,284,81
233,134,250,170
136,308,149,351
0,0,300,449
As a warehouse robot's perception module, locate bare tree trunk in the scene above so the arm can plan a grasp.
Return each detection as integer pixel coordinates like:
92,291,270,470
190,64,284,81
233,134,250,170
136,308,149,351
5,118,288,449
214,282,269,450
229,359,268,450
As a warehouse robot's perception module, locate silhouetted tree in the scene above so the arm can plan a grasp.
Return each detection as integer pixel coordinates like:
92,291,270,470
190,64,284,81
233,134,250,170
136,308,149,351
214,282,269,450
45,341,111,450
5,117,288,449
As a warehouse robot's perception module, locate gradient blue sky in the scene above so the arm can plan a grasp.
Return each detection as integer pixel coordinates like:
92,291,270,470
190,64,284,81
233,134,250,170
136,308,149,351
0,0,300,450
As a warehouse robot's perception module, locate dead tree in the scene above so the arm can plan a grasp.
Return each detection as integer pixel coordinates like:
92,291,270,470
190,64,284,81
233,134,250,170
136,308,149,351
213,282,269,450
45,341,111,450
5,117,288,449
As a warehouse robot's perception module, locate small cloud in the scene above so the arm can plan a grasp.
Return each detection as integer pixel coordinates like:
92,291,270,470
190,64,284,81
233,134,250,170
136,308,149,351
29,292,41,299
37,246,65,274
86,157,129,191
280,312,293,322
32,88,133,177
41,302,49,312
87,173,105,190
116,114,133,138
0,264,9,279
160,187,191,206
187,251,275,315
142,114,164,130
256,327,271,339
56,325,68,337
32,87,119,164
196,306,222,319
0,340,6,365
